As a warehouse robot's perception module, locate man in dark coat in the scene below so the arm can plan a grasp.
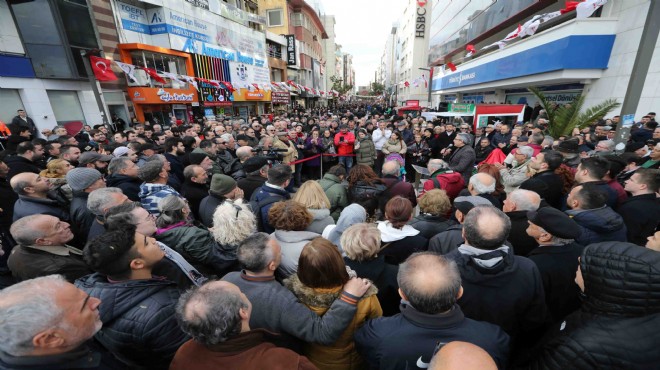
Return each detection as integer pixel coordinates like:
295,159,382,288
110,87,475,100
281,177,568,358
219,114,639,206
180,164,209,220
521,150,565,209
574,156,619,209
565,183,627,245
445,134,476,184
378,161,417,216
9,108,38,137
10,172,69,222
5,141,44,181
106,157,142,201
198,174,242,228
527,242,660,369
250,164,291,233
75,224,189,370
355,252,510,369
66,168,105,246
428,196,492,255
436,122,457,150
237,156,269,201
619,168,660,245
163,137,186,185
503,189,540,256
525,207,584,323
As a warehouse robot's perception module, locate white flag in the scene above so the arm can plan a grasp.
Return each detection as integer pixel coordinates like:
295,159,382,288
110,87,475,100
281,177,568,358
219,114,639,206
162,72,184,85
520,18,541,37
539,11,562,23
180,75,198,91
113,61,138,83
576,0,608,19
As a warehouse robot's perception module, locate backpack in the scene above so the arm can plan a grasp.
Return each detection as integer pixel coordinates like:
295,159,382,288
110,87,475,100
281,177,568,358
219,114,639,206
249,193,283,232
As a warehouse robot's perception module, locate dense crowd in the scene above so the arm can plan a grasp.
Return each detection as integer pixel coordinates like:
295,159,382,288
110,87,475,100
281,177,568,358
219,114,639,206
0,105,658,370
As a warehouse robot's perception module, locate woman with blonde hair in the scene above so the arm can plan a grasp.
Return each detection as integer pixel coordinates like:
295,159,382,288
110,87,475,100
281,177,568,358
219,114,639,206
408,189,457,239
292,180,335,234
341,223,400,316
39,159,74,202
211,199,256,273
284,237,381,369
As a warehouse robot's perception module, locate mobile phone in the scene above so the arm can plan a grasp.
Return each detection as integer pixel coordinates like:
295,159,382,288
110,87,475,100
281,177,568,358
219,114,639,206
340,137,344,142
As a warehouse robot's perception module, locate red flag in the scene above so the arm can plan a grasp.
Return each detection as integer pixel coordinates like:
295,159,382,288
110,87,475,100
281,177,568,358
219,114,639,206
220,81,235,93
404,81,410,87
446,62,457,72
142,67,166,84
560,1,580,14
466,44,476,53
89,56,117,81
252,83,260,91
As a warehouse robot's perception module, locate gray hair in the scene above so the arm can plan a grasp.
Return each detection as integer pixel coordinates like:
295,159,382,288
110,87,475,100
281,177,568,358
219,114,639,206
10,175,33,196
517,146,534,159
541,135,554,147
427,159,449,173
507,189,541,211
341,223,381,262
397,252,462,314
469,174,496,194
175,282,248,346
183,165,202,182
212,199,256,246
382,160,401,176
236,147,252,161
598,139,615,151
87,187,123,216
220,133,233,142
156,195,187,227
0,275,69,356
463,205,511,250
108,157,133,175
456,133,471,145
531,132,544,145
237,232,273,272
138,159,164,182
10,215,50,245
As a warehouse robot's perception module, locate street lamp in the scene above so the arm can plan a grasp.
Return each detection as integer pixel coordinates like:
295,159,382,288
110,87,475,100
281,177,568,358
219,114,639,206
418,67,433,109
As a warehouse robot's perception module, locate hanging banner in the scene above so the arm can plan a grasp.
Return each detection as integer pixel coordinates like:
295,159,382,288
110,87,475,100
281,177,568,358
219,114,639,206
285,35,297,66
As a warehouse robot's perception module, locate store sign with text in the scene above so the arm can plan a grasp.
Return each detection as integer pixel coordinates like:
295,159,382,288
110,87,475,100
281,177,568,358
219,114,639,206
285,35,297,66
271,92,291,104
127,86,199,104
416,0,427,38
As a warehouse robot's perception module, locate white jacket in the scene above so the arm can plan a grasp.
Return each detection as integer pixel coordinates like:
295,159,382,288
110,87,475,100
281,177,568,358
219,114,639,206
372,128,392,150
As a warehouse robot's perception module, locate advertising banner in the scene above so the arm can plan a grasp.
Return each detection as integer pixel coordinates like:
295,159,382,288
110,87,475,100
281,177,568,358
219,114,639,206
285,35,297,66
271,92,291,104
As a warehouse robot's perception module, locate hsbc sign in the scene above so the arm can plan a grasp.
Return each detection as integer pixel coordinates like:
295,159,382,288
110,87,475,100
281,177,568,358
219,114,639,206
416,0,427,38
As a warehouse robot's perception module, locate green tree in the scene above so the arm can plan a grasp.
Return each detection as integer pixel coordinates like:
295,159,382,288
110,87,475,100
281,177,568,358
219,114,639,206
370,82,385,95
528,86,620,137
330,75,353,95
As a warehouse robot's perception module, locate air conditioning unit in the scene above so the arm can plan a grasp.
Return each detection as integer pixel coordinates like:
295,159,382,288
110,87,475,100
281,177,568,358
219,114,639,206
127,69,150,86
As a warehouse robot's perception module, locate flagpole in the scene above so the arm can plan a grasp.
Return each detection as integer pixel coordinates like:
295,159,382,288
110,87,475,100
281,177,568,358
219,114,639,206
81,49,111,128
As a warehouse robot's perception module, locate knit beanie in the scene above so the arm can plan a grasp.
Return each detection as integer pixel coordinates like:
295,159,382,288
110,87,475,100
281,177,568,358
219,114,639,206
209,174,236,195
66,168,103,191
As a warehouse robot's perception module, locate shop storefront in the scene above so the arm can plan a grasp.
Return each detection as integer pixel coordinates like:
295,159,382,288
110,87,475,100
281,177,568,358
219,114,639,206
231,89,272,121
119,44,198,125
230,61,272,118
191,54,234,120
271,91,291,113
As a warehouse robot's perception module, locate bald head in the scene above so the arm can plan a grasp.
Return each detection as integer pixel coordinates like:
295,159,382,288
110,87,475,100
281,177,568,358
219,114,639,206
463,205,511,249
469,173,496,195
236,146,254,161
430,341,497,370
504,189,541,212
397,252,462,314
382,161,400,176
10,172,49,196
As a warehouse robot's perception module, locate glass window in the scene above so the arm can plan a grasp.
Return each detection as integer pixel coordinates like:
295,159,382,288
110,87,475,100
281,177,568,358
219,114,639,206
56,0,99,49
0,89,24,124
47,90,86,125
267,9,283,27
25,44,73,78
10,0,62,45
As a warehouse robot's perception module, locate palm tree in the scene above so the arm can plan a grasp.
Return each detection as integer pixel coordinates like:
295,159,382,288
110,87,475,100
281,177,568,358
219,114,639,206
528,87,620,138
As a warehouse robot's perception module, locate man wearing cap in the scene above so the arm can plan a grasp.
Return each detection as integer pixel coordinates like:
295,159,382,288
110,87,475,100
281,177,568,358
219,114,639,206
78,151,113,175
136,143,157,167
188,152,214,174
237,156,269,201
555,139,581,169
333,125,355,172
198,174,244,228
428,195,492,254
66,168,105,245
526,207,584,323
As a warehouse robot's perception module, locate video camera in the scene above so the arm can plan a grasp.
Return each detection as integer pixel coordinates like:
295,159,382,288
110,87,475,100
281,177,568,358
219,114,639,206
251,146,288,163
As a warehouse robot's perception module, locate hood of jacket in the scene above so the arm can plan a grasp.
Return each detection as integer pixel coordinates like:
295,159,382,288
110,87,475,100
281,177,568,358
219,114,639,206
273,229,320,244
283,273,378,310
450,245,518,282
321,173,341,185
327,204,367,247
566,206,625,233
308,208,331,221
431,170,463,184
75,273,177,323
377,221,420,243
581,241,660,317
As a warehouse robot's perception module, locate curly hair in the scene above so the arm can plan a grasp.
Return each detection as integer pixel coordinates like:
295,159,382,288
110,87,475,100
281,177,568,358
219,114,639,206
556,164,576,195
418,189,451,216
212,199,256,246
385,196,413,229
39,159,70,178
347,164,380,187
268,200,313,231
341,223,381,262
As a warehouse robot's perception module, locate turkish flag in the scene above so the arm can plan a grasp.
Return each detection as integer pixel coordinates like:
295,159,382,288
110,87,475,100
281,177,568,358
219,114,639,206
252,83,260,91
404,81,410,87
446,62,457,72
560,1,580,14
141,67,166,84
89,56,117,81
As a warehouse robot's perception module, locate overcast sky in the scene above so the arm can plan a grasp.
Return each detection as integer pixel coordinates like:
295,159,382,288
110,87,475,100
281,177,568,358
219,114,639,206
316,0,403,88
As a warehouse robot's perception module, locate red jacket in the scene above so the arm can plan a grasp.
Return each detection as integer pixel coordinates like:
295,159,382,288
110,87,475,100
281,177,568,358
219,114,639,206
420,170,465,201
333,131,355,155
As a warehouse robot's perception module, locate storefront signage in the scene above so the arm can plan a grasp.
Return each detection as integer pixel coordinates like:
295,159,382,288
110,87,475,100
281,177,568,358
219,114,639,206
127,87,199,104
416,1,427,38
158,91,195,102
184,0,208,10
271,92,290,104
448,103,475,114
286,35,297,66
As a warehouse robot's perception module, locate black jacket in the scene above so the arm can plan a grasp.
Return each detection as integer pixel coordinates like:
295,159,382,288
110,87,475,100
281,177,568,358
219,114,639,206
428,224,464,255
380,235,428,265
198,193,226,228
0,176,18,227
523,171,564,210
180,181,208,221
407,214,457,240
616,193,660,245
0,341,124,370
75,274,189,370
70,191,94,244
13,195,69,222
355,303,510,370
527,242,584,323
446,247,548,339
105,174,141,201
237,174,266,201
506,211,538,257
7,245,92,283
5,155,40,181
164,153,184,185
344,255,400,316
527,242,660,370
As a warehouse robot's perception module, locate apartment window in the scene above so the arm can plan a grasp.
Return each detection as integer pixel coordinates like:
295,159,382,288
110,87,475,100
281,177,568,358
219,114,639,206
267,9,283,27
0,89,24,124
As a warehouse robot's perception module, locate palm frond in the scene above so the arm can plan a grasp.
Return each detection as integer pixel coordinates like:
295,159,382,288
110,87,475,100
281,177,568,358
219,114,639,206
575,99,621,130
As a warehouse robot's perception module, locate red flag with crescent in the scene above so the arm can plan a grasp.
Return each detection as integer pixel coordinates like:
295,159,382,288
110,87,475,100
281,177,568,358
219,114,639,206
89,56,117,81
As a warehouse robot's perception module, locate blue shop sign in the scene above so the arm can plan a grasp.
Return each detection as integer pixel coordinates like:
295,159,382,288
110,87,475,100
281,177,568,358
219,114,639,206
0,55,35,78
433,34,615,91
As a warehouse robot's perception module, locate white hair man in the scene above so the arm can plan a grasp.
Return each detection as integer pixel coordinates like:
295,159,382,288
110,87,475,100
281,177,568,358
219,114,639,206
502,189,541,256
495,146,534,193
421,159,465,200
467,173,502,209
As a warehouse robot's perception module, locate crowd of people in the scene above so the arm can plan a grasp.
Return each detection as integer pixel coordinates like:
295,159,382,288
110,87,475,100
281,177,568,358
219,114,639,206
0,104,659,370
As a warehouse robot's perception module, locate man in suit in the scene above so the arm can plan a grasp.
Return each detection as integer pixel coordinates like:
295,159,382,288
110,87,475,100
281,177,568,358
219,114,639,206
10,109,38,138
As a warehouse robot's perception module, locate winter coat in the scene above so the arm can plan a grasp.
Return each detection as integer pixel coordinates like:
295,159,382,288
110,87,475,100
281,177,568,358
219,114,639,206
428,224,464,255
334,131,356,156
180,181,208,220
12,195,69,222
303,137,324,167
446,246,548,339
163,152,185,185
155,223,234,277
447,145,476,184
420,170,465,200
5,155,40,181
381,139,406,155
306,208,335,235
284,274,382,370
273,229,321,278
521,171,564,209
491,132,512,147
616,193,660,245
319,174,349,221
406,140,430,166
378,176,417,216
499,160,531,193
170,330,317,370
250,184,290,234
528,242,660,370
273,138,298,170
105,174,141,201
7,244,92,283
198,193,226,228
506,210,538,257
348,180,386,216
565,206,627,246
377,221,428,265
238,173,267,202
344,255,400,317
436,130,457,150
475,144,494,163
75,274,189,370
321,136,336,162
355,136,376,166
407,214,457,240
69,191,95,242
354,303,510,370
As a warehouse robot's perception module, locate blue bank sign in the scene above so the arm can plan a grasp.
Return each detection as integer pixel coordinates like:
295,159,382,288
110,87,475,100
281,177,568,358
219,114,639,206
433,35,615,91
